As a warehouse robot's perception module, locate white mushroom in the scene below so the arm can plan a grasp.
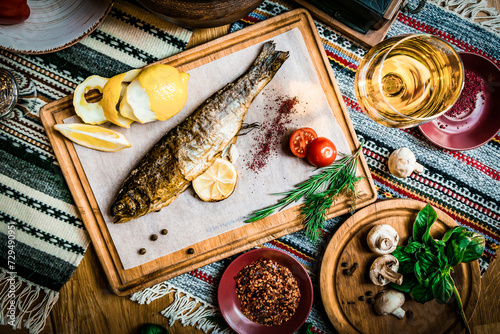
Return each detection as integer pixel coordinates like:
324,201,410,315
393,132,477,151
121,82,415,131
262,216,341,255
367,225,400,255
369,254,403,286
374,290,406,319
388,147,424,178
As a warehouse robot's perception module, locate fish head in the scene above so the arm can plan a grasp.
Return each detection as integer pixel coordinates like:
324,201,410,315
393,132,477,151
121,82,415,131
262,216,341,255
111,187,150,223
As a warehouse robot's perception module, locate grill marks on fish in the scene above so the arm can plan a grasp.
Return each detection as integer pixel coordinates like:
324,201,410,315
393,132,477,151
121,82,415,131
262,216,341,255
111,41,289,223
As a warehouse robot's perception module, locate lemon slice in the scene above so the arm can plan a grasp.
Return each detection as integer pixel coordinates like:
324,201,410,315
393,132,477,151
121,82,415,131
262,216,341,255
120,64,189,123
73,75,108,124
192,158,237,202
54,123,131,152
102,69,141,128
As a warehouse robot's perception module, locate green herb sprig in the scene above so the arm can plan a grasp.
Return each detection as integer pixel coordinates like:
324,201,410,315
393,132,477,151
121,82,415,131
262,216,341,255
390,204,485,334
245,144,364,242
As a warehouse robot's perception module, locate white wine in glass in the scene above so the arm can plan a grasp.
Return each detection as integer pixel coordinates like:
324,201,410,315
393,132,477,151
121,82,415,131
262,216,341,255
355,34,464,128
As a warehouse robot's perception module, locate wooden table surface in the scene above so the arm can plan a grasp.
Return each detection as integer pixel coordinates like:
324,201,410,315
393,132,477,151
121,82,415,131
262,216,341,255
2,2,500,334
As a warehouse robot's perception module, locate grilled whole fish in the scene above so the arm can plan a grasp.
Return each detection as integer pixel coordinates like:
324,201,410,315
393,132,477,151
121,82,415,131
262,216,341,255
111,41,289,223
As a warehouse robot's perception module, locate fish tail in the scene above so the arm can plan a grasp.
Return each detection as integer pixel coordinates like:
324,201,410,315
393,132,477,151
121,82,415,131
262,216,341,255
249,41,289,83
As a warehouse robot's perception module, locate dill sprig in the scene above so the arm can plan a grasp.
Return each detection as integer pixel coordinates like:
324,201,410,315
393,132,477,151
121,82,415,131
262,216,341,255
245,143,364,242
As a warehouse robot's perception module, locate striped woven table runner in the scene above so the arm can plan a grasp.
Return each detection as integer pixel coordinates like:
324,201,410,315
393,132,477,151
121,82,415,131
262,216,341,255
130,1,500,333
0,1,191,333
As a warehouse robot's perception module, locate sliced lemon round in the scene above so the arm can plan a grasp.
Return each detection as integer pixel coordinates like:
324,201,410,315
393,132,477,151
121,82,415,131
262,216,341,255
54,123,131,152
192,158,238,202
102,69,141,128
73,75,108,124
120,64,189,123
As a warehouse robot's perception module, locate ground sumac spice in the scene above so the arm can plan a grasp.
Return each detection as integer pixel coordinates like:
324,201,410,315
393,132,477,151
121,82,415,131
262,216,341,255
245,96,299,173
234,258,301,326
445,69,485,120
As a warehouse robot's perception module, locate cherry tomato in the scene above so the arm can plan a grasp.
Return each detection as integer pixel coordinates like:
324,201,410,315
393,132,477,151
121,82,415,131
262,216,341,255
306,137,337,167
289,127,317,158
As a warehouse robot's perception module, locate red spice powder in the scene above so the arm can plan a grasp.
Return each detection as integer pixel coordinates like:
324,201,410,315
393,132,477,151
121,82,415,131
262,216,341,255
445,69,485,119
245,96,299,173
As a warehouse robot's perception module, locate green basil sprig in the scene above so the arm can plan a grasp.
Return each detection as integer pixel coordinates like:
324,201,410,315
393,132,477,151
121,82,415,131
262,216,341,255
390,204,485,334
140,324,168,334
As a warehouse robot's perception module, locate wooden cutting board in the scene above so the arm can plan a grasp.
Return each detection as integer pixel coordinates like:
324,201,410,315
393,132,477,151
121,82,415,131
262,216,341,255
320,199,480,333
40,9,377,296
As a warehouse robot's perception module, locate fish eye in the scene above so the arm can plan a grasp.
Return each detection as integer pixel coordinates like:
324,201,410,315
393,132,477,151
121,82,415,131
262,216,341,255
114,203,125,212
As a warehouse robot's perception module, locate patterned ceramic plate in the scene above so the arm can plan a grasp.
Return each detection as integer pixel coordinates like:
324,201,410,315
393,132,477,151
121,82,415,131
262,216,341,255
218,248,313,334
419,52,500,151
0,0,113,54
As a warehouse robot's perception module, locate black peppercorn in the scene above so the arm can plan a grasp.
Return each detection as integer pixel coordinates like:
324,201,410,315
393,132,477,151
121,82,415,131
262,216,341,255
343,269,352,276
160,229,168,235
367,297,375,304
138,248,146,255
366,290,374,296
359,296,366,301
150,234,158,241
187,248,195,254
341,262,349,267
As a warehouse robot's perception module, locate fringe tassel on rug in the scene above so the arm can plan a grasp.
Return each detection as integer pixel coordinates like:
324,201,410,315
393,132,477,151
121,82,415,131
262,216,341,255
432,0,500,33
0,267,59,334
130,281,233,334
130,281,177,305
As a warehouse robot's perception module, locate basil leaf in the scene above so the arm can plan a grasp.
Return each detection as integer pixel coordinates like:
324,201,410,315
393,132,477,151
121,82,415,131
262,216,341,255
392,246,416,274
411,282,434,303
399,258,416,274
416,250,440,270
462,233,485,263
392,246,409,259
404,241,422,254
140,324,168,334
437,250,449,269
432,274,454,304
413,204,437,243
442,226,466,244
427,237,445,254
414,250,440,286
446,234,472,266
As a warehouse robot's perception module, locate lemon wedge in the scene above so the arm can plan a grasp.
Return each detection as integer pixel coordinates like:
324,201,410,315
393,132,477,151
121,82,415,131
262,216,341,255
120,64,189,123
101,69,141,128
73,75,108,124
192,158,237,202
54,123,131,152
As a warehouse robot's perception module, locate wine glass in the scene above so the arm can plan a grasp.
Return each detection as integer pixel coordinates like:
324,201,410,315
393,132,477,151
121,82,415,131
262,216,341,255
354,34,464,128
0,68,38,119
0,68,18,118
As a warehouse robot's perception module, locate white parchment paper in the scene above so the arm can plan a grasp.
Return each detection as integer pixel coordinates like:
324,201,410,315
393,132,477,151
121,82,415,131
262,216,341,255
68,28,352,269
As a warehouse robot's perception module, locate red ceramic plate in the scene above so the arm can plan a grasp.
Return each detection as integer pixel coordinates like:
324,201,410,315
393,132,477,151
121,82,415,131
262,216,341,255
419,52,500,150
218,248,313,334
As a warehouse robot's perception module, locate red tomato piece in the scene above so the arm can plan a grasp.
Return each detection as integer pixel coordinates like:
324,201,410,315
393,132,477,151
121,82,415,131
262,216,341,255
289,127,318,158
306,137,337,167
0,0,30,25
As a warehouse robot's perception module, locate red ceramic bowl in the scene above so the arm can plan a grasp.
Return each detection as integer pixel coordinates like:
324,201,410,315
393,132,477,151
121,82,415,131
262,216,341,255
218,248,313,334
419,52,500,150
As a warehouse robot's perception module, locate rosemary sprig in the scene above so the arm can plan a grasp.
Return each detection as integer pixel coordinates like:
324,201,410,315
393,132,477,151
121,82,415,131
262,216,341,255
245,143,364,242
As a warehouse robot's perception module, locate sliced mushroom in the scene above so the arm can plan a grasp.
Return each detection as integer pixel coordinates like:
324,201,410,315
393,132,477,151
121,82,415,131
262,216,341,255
374,290,406,319
388,147,424,178
369,254,403,286
367,225,400,255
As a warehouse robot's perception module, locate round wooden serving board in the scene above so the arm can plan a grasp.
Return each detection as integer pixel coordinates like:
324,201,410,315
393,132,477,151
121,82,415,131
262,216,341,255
320,199,481,334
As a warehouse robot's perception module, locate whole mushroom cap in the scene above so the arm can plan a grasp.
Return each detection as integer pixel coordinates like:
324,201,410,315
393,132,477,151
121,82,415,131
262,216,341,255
374,290,406,319
388,147,424,178
369,254,403,286
367,224,400,255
